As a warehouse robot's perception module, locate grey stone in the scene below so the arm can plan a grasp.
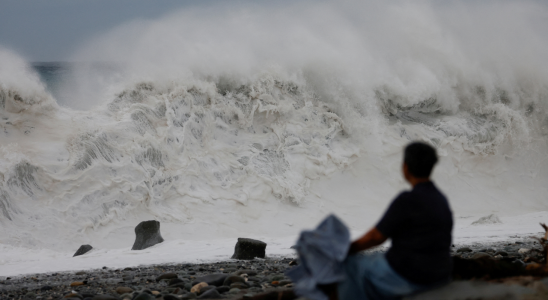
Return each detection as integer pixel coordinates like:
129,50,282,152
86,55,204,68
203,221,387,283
132,220,164,250
456,247,473,253
471,252,492,260
73,245,93,257
192,274,227,287
223,275,246,286
230,282,249,289
92,295,119,300
198,285,215,295
270,274,285,281
133,293,156,300
234,269,258,276
181,293,197,299
169,278,186,286
223,268,237,273
115,286,133,294
198,289,222,299
216,286,230,293
156,273,177,282
231,238,267,260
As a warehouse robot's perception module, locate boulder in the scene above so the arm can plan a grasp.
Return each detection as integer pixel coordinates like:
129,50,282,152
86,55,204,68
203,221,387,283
231,238,266,260
132,220,164,250
73,244,93,257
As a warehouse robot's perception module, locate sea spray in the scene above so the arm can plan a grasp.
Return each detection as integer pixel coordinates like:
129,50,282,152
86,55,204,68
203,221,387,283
0,1,548,252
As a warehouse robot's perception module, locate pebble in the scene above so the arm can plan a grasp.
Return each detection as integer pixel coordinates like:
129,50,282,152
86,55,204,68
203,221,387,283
230,282,249,289
7,244,540,300
198,285,216,294
115,286,133,294
471,252,492,259
223,275,246,286
191,282,208,294
192,273,227,286
198,289,222,299
92,295,119,300
156,272,178,282
456,247,473,253
134,293,156,300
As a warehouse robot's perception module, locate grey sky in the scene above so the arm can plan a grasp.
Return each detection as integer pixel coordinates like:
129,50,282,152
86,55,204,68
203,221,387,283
1,0,546,62
0,0,226,62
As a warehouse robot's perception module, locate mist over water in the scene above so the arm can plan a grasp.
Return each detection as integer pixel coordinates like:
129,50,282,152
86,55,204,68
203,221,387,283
1,0,548,251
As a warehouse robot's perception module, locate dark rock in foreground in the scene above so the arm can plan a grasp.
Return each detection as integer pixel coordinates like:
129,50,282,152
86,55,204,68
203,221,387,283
73,244,93,257
198,289,222,298
156,272,177,282
232,238,267,260
132,220,164,250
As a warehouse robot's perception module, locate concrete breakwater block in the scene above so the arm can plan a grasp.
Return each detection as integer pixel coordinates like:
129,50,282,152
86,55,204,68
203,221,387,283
132,220,164,250
231,238,267,260
73,244,93,257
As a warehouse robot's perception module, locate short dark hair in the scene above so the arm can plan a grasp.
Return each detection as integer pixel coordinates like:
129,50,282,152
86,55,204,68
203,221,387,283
404,142,438,178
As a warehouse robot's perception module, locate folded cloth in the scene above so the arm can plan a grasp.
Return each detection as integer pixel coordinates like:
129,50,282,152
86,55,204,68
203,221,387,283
286,214,350,300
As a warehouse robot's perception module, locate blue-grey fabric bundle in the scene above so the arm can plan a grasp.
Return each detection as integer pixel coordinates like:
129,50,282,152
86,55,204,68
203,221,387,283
286,214,350,300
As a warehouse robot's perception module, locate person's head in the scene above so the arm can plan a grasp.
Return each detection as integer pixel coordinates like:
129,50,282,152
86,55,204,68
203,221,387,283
403,142,438,184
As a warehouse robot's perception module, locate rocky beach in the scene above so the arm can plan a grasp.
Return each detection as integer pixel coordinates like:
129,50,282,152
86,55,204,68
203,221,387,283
2,237,548,300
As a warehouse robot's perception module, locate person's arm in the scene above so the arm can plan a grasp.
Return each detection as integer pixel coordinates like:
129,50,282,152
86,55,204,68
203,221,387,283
347,227,387,255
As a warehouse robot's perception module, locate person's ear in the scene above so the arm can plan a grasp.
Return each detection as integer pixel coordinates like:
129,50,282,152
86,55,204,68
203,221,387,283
402,163,411,182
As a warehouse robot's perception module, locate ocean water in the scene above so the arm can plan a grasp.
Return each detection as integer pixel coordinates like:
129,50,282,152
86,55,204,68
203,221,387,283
1,1,548,273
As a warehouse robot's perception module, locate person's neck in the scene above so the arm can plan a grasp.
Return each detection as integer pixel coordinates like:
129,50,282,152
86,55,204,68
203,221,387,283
409,177,430,187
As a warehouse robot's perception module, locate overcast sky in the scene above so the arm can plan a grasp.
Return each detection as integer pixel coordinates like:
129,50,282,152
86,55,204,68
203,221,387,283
0,0,229,62
1,0,546,62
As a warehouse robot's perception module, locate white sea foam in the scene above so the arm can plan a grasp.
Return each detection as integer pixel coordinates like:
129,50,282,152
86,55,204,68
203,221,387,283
1,0,548,274
472,214,502,225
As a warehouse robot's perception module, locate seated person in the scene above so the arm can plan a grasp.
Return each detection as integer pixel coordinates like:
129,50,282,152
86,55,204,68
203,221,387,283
331,142,453,300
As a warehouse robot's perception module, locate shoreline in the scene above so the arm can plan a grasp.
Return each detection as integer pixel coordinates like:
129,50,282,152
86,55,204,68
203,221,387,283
2,237,547,300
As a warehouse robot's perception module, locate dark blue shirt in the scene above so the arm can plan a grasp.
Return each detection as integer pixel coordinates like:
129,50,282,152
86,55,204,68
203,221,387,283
376,181,453,285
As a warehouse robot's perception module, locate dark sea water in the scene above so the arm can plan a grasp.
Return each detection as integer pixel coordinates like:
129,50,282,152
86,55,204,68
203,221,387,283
31,62,123,109
31,62,72,105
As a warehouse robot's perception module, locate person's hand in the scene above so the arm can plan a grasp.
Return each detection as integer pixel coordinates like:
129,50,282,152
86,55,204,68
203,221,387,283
347,227,387,256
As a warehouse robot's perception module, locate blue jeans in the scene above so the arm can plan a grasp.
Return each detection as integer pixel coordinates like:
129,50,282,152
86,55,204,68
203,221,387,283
338,253,432,300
